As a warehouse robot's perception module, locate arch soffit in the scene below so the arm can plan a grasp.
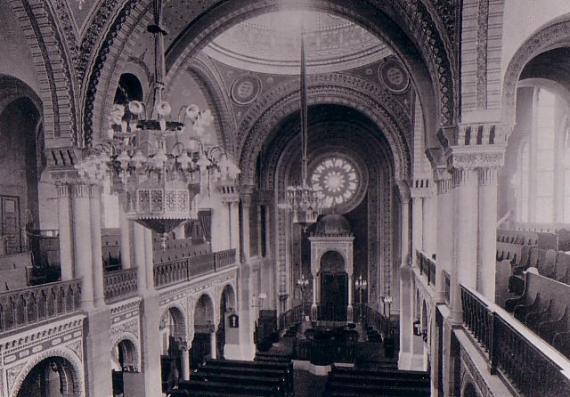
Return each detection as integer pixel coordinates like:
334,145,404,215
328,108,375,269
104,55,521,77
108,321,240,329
220,283,237,307
161,303,188,333
11,347,84,397
0,75,43,118
239,80,411,185
502,15,570,133
4,1,77,146
317,249,349,272
82,0,457,150
518,78,570,108
110,334,141,370
185,54,238,154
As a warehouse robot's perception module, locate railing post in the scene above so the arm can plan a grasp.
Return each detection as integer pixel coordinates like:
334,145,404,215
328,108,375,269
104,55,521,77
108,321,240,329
489,311,498,375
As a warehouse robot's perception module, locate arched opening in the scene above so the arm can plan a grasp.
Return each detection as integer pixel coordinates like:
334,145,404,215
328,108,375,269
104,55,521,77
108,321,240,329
319,251,347,321
0,96,41,255
192,294,215,368
217,284,236,358
111,339,138,397
159,307,186,392
463,382,480,397
16,356,79,397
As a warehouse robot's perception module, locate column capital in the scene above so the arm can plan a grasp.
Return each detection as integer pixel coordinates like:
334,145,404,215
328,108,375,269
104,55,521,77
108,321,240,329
410,178,436,198
446,144,505,172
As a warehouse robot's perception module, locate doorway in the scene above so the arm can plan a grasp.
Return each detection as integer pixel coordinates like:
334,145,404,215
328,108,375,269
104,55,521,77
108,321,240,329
319,251,348,321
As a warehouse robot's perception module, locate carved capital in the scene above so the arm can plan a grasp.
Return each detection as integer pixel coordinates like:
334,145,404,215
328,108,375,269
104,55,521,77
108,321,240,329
410,178,435,198
446,145,505,171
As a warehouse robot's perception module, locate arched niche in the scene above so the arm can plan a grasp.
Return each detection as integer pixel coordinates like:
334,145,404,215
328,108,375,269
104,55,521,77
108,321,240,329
13,352,83,397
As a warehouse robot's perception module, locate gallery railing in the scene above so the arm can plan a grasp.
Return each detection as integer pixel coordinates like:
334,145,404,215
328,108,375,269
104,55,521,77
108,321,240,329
153,249,236,288
104,268,138,303
461,285,570,396
417,250,436,286
0,279,82,334
279,303,311,331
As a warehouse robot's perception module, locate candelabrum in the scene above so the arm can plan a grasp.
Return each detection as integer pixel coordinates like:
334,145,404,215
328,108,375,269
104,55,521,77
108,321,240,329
355,275,367,322
296,272,310,315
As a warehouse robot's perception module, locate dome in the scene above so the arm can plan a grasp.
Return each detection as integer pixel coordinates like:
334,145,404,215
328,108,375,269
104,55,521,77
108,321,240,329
314,214,351,236
203,10,390,74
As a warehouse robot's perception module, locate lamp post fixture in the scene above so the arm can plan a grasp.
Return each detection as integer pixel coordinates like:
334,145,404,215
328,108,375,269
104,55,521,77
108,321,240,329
355,275,367,321
296,272,310,316
383,295,393,318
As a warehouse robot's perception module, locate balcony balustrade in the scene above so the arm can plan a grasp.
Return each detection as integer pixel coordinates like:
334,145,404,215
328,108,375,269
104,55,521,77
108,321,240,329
153,249,236,289
0,279,82,335
461,285,570,396
104,268,138,303
416,250,436,286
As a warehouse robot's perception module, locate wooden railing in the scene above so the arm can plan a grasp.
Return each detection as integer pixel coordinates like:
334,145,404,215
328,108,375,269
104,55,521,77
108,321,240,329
279,303,310,331
417,250,436,286
0,279,82,334
153,249,236,289
104,268,137,302
461,286,570,396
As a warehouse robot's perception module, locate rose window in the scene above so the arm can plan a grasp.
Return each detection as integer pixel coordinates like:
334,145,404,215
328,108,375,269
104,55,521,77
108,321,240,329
310,156,360,209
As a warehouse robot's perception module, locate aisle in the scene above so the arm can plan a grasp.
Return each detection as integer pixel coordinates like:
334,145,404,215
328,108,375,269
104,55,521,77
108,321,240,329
294,369,327,397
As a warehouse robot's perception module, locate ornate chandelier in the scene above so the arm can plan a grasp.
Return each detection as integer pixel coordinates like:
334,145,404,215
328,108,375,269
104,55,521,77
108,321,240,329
75,0,239,248
282,31,322,229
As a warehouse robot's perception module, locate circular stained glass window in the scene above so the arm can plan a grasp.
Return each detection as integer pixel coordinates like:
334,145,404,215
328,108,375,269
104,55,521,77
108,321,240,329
310,156,361,210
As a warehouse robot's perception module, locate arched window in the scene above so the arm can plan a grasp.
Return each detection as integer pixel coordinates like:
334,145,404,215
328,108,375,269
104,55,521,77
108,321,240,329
515,86,570,223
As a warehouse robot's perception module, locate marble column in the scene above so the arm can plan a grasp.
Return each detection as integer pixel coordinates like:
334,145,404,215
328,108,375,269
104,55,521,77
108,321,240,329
71,183,94,308
238,195,255,359
181,344,190,380
422,193,437,257
478,167,498,301
451,167,479,323
411,195,424,260
89,185,105,307
119,205,132,269
229,201,241,262
398,190,413,369
210,332,217,359
57,184,74,280
133,223,147,291
435,174,453,304
347,273,354,323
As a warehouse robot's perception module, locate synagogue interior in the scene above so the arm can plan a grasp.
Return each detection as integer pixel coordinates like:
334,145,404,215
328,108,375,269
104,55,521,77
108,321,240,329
1,0,570,396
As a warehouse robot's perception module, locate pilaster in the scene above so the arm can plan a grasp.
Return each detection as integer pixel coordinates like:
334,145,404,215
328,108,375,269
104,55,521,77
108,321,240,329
56,183,74,280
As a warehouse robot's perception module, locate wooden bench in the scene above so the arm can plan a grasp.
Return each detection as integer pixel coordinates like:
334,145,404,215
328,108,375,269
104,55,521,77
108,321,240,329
201,359,293,394
505,271,570,355
179,379,278,396
325,366,430,397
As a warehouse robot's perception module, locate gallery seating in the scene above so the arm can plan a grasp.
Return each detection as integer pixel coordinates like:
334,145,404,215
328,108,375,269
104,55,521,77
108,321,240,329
505,271,570,358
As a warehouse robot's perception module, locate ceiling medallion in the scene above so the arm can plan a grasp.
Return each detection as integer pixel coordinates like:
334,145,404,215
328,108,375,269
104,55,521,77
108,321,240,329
230,75,262,105
378,59,410,94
